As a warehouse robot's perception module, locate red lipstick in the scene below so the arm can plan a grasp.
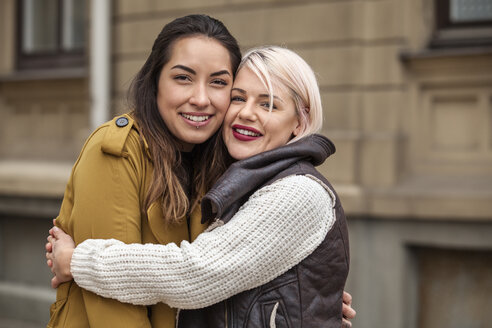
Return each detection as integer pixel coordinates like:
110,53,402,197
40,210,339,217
231,124,262,141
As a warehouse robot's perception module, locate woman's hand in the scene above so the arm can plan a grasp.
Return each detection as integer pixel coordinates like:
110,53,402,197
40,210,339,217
342,291,356,327
45,219,75,288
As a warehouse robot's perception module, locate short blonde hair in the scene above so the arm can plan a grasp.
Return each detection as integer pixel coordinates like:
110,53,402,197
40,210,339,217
238,46,322,142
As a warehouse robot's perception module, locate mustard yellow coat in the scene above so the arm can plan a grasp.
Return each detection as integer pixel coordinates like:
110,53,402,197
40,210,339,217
47,114,208,328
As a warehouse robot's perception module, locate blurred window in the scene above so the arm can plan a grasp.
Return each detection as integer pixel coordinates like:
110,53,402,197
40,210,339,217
433,0,492,47
17,0,86,70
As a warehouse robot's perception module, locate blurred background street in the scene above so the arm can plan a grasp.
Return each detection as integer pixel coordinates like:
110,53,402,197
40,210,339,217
0,0,491,327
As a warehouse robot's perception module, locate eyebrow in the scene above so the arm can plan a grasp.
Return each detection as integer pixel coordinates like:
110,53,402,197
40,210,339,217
259,94,283,102
231,87,246,94
171,65,231,77
211,70,231,77
232,88,283,102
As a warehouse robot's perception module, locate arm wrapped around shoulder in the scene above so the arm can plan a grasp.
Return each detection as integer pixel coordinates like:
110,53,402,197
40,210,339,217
71,175,336,309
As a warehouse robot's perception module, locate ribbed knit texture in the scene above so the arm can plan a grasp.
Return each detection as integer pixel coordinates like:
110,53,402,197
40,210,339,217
71,175,336,309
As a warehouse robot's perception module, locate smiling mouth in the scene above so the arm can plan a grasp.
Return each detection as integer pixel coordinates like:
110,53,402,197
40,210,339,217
180,113,211,122
231,125,263,141
234,128,261,137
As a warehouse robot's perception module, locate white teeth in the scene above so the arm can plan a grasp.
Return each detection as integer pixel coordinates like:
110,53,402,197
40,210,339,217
235,128,261,137
181,113,210,122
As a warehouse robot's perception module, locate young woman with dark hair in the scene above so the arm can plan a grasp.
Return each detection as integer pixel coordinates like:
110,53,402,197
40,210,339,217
46,14,241,328
129,14,241,223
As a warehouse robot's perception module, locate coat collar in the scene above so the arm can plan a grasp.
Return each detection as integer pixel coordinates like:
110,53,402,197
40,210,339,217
201,134,335,223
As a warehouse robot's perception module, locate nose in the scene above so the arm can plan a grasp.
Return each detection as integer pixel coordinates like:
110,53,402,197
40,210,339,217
189,83,211,108
238,100,257,121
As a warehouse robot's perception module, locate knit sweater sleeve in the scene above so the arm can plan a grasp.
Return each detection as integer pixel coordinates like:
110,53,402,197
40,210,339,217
71,175,336,309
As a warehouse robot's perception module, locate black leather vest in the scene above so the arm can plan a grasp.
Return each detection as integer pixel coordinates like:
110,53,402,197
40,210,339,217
177,135,350,328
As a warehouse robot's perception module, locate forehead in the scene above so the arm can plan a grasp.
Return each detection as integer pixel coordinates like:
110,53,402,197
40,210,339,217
233,67,264,89
233,67,288,99
167,36,232,71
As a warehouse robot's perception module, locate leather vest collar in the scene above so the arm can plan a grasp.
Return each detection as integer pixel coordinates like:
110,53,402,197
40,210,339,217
201,134,335,224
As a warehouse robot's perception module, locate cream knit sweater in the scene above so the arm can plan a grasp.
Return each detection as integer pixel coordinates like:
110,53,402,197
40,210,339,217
71,175,336,309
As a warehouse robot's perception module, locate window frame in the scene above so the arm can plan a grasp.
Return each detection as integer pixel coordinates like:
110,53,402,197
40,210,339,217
16,0,86,70
432,0,492,48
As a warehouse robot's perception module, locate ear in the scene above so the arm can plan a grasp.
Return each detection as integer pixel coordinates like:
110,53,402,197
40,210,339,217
292,117,303,137
292,106,308,137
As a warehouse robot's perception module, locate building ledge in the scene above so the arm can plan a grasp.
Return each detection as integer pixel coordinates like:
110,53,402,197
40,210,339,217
0,67,87,82
336,176,492,220
400,46,492,62
0,160,71,197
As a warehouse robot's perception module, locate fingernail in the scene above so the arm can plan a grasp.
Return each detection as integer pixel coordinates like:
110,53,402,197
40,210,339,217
53,226,59,232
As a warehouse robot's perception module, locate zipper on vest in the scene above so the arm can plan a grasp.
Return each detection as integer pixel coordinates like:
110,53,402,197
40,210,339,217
224,299,233,328
224,300,228,328
175,309,181,328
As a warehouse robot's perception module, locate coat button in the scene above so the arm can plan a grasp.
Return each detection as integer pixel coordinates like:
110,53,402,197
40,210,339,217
116,117,129,127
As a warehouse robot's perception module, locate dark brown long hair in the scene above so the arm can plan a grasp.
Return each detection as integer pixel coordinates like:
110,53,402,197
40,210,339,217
128,15,240,223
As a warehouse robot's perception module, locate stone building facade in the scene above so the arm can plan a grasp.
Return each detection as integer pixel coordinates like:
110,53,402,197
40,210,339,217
0,0,491,327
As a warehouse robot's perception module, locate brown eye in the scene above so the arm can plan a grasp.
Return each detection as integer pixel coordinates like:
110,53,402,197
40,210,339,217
174,75,191,82
231,95,245,102
212,79,228,86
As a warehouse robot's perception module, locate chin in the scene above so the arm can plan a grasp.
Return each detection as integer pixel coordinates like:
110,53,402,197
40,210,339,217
230,149,259,161
229,154,244,161
188,131,216,144
228,151,247,161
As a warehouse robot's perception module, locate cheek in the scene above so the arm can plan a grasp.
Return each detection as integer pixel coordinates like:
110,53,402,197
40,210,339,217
272,130,291,146
222,108,238,141
224,105,239,125
272,118,297,144
222,116,232,139
157,84,180,112
156,94,168,118
211,90,231,114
